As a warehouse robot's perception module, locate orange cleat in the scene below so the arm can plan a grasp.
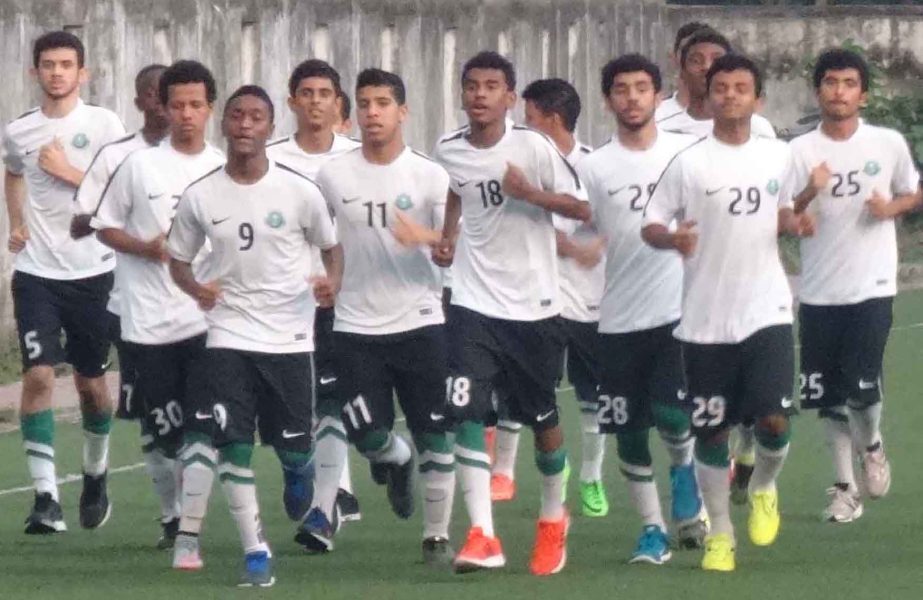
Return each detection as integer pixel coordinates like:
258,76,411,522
490,473,516,502
529,511,570,576
453,526,506,573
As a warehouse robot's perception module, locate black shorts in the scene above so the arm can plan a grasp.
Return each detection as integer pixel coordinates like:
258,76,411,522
598,321,685,434
313,307,341,418
126,333,210,449
11,270,113,377
446,305,565,432
557,318,603,407
207,348,314,453
682,324,795,438
334,325,448,441
109,313,143,420
799,297,892,411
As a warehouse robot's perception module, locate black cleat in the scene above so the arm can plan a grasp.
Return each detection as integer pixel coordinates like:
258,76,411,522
79,472,112,529
422,536,455,567
294,507,339,553
385,457,415,520
336,488,362,522
370,462,388,485
157,517,180,549
24,492,66,534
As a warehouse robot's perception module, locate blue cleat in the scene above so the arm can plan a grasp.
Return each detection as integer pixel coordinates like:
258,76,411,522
282,460,315,521
294,507,338,553
629,525,672,565
238,551,275,587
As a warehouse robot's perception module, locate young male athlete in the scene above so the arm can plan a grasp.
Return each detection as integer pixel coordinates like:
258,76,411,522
790,48,921,523
433,51,589,576
92,60,225,561
2,30,125,534
169,84,342,588
655,21,710,122
582,53,706,563
642,54,814,572
300,68,457,567
267,59,362,523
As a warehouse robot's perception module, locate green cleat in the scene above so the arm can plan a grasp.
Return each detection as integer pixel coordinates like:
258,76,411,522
579,480,609,517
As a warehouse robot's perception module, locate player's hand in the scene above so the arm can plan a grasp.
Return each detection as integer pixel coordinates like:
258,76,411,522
196,280,222,311
38,138,72,181
569,236,606,268
310,275,340,308
866,189,893,220
8,224,29,253
431,236,455,267
501,162,536,201
808,161,832,195
390,211,441,247
70,214,94,239
671,220,698,258
786,211,816,237
142,233,170,263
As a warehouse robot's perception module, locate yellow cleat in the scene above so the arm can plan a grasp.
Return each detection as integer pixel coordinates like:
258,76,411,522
748,489,781,546
701,533,735,572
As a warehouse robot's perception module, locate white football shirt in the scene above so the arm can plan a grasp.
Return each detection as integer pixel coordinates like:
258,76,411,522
168,161,338,353
658,110,776,140
92,140,225,344
791,123,920,305
654,92,685,124
317,147,448,335
2,99,125,280
644,134,795,344
433,124,588,321
580,130,698,334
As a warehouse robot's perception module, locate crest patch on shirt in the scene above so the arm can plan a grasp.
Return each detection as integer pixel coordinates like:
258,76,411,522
265,211,285,228
766,179,780,196
863,160,881,176
395,193,413,210
72,133,89,149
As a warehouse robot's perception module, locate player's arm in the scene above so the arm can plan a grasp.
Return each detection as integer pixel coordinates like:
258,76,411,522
4,169,28,253
38,138,84,187
866,188,922,220
433,189,461,267
640,158,696,256
98,227,168,261
555,228,604,268
94,162,167,262
778,207,815,237
314,243,344,308
793,161,831,214
641,221,697,257
167,193,217,310
502,161,589,221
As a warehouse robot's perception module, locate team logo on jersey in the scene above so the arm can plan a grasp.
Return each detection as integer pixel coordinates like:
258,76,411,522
766,179,780,196
71,133,89,149
265,211,285,228
395,193,413,210
864,160,881,176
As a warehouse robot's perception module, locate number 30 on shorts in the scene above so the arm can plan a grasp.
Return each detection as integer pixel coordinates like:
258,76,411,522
446,377,471,407
691,395,726,428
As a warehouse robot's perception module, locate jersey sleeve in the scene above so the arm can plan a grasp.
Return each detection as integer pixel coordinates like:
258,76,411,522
2,125,24,175
314,164,338,216
890,132,921,195
301,184,338,250
777,146,796,210
90,157,135,230
537,136,588,202
753,114,777,139
74,147,113,215
167,191,206,263
429,163,450,231
644,158,684,227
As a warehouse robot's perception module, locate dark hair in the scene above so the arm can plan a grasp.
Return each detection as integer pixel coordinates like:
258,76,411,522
674,22,709,53
225,84,275,122
706,53,763,98
521,79,581,133
356,68,406,105
680,29,731,68
600,53,662,96
462,51,516,91
159,60,217,106
134,63,167,96
288,59,342,97
813,48,870,92
33,31,85,68
338,90,351,122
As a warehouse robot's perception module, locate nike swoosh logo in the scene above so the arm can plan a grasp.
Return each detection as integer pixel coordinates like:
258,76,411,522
148,193,164,199
194,411,213,420
858,379,877,390
535,410,555,423
705,187,724,196
780,397,793,409
342,196,361,204
25,148,38,156
430,413,445,421
211,217,230,225
607,186,626,196
677,389,687,401
458,180,470,188
319,376,337,385
282,430,306,439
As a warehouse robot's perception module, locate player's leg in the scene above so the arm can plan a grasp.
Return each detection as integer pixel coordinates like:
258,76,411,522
730,422,756,505
12,271,68,534
490,389,520,501
742,325,795,548
447,307,505,573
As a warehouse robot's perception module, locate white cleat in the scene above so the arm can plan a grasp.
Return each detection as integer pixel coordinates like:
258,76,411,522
172,533,204,571
822,486,864,523
861,447,891,499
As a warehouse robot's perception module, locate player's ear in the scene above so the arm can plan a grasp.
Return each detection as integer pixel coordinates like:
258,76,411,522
287,95,297,113
398,103,408,123
755,94,764,113
505,90,517,110
858,90,869,109
78,66,90,85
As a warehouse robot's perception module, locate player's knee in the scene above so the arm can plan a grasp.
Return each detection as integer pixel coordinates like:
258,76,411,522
616,429,652,467
219,442,254,468
534,424,563,453
652,402,690,437
845,389,881,412
354,427,390,455
535,446,567,476
74,373,111,413
755,414,791,450
693,430,731,467
416,431,451,455
21,366,55,409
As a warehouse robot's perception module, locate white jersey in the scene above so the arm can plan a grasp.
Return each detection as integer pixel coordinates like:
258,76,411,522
75,131,157,315
644,134,795,344
655,92,685,124
168,161,338,353
92,140,225,345
317,147,448,335
658,110,777,140
581,130,698,334
791,123,920,305
552,142,603,323
2,99,125,280
433,124,588,321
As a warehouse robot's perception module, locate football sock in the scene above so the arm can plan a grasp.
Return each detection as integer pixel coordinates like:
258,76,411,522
695,439,732,536
339,455,353,494
178,432,217,535
751,422,791,494
617,429,664,527
578,403,605,482
823,408,858,491
81,410,111,477
219,443,269,555
536,447,567,521
142,432,179,522
653,403,694,466
312,416,348,517
492,420,521,479
22,410,58,501
734,424,757,466
455,420,494,536
847,402,883,452
418,433,455,540
358,429,412,465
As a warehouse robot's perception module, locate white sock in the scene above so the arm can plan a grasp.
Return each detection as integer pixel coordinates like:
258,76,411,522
24,441,58,501
312,417,348,517
368,432,412,465
420,451,456,540
219,464,269,555
847,402,883,451
143,447,179,522
658,429,694,467
749,443,790,494
824,410,858,492
540,468,566,521
695,460,733,537
455,443,494,537
734,425,756,465
82,431,109,476
579,410,605,482
622,462,666,529
338,454,353,493
178,441,217,534
492,420,521,479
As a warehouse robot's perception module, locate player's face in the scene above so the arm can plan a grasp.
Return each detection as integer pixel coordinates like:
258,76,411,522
682,42,727,100
523,100,557,136
135,71,168,128
288,76,339,131
817,68,866,122
222,95,274,157
607,71,659,131
708,69,759,124
33,47,85,100
166,82,212,143
462,68,515,127
356,85,406,146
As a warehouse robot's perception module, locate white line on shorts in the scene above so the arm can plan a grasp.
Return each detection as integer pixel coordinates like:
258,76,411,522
0,462,145,498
